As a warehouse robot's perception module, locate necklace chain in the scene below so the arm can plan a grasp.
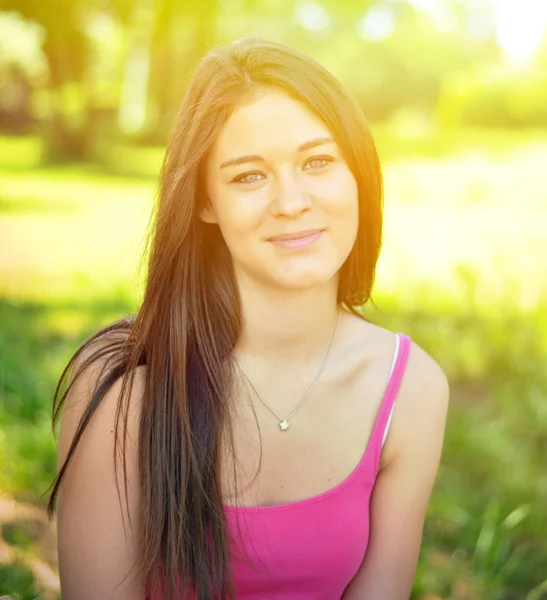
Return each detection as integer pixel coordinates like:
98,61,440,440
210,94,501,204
233,311,339,431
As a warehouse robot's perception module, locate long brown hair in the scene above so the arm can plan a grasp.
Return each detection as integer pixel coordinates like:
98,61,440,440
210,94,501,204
47,35,383,600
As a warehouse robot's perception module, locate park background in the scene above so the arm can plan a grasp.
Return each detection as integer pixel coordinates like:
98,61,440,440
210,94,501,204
0,0,546,598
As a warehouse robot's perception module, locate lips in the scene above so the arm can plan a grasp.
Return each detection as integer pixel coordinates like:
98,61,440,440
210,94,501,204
268,229,323,242
267,229,324,249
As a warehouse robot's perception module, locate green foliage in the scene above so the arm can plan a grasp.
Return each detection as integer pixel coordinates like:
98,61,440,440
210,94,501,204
0,560,38,598
2,0,545,162
437,64,547,128
368,265,547,599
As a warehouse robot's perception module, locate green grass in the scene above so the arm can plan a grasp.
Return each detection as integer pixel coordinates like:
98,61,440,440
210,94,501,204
1,130,547,599
371,288,547,599
0,561,40,598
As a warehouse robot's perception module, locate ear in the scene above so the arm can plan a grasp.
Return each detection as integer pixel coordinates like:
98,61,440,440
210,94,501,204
199,203,217,224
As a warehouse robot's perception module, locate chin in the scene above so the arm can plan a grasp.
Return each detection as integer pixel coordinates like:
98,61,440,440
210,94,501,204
236,251,345,292
271,264,339,291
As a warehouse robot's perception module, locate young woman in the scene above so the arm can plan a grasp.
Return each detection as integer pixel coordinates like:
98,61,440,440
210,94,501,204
48,36,449,600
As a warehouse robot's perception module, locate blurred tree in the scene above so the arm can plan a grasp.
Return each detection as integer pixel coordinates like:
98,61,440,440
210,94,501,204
0,12,45,133
294,0,497,122
143,0,219,143
0,0,223,153
1,0,541,160
0,0,94,160
437,62,547,128
0,0,158,160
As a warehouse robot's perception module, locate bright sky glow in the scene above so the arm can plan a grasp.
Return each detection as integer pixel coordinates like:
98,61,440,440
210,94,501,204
0,12,46,78
295,0,331,32
408,0,547,66
495,0,547,65
358,5,396,42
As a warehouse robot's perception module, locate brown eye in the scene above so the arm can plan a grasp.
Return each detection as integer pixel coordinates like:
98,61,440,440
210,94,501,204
304,156,334,170
232,171,265,185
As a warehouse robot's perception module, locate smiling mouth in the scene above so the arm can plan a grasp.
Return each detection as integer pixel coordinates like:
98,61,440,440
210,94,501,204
267,229,323,249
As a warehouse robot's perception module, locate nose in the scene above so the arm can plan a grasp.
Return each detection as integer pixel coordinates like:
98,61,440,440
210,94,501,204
271,172,312,218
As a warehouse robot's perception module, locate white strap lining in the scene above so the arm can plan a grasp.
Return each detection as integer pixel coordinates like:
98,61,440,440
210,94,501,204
381,334,400,450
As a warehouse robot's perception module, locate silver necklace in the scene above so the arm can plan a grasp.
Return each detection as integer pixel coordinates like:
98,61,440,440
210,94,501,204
233,311,339,432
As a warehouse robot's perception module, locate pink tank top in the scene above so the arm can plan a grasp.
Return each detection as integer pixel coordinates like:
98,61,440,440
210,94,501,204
147,333,412,600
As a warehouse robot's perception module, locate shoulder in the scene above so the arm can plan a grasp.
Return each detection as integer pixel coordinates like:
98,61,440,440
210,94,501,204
397,334,450,425
340,312,449,468
56,321,146,597
343,312,448,408
58,320,146,471
384,333,450,470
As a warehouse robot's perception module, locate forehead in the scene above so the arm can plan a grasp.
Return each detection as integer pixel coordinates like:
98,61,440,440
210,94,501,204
209,89,332,163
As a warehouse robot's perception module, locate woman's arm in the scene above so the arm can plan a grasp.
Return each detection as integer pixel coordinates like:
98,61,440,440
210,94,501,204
56,342,146,599
342,342,450,600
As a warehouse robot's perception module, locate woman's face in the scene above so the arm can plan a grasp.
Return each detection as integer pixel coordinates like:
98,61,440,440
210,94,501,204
203,88,359,292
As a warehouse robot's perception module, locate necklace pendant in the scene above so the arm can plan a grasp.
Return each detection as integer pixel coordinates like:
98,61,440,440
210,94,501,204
279,419,290,431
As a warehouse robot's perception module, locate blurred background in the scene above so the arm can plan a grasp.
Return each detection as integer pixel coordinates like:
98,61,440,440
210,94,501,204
0,0,546,598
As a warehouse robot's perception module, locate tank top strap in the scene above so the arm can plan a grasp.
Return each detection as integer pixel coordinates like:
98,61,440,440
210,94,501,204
369,333,412,467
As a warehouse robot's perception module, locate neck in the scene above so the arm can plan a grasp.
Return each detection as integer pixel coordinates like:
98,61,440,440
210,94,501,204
234,271,341,365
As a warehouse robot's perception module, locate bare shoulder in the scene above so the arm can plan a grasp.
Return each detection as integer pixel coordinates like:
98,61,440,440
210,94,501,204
347,314,448,404
56,325,146,599
397,334,450,424
58,326,145,468
383,332,450,469
341,313,449,469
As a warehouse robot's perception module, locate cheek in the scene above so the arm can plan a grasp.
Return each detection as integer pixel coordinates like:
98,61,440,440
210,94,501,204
214,195,266,247
326,177,359,256
324,172,359,223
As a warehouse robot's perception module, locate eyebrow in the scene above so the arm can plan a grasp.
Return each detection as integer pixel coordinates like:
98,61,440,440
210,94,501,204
219,136,335,169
